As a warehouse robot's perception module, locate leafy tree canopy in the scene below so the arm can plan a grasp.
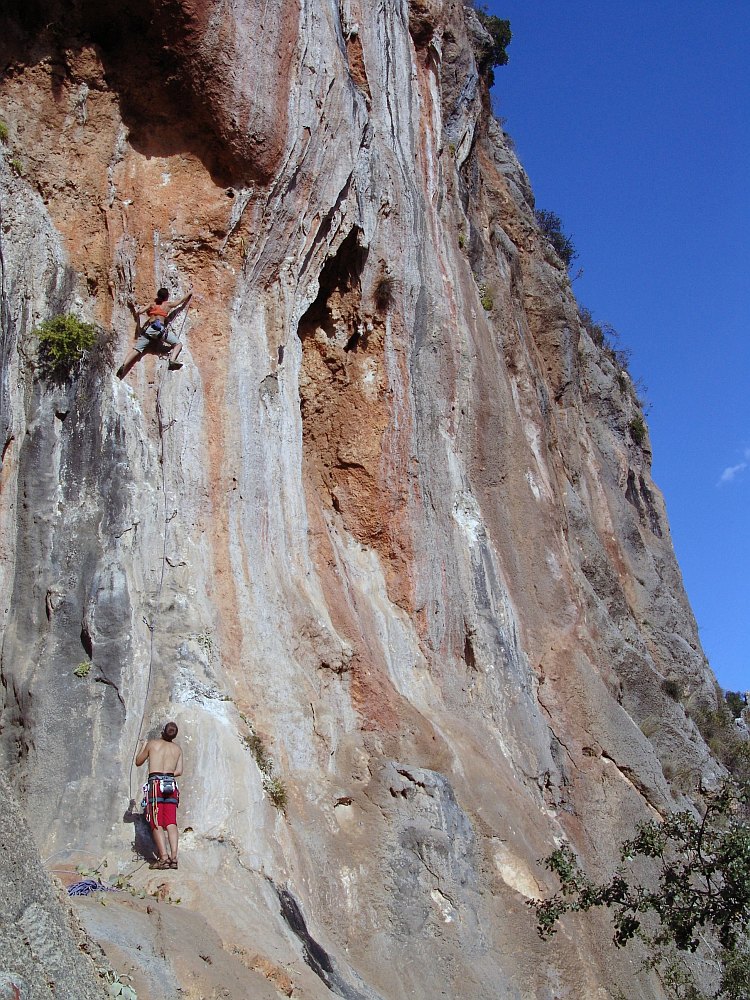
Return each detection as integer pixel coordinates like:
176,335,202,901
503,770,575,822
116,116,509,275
725,691,747,720
531,781,750,998
468,3,511,85
34,313,97,381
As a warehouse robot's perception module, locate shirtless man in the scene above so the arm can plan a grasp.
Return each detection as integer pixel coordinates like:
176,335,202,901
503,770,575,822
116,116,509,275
135,721,183,869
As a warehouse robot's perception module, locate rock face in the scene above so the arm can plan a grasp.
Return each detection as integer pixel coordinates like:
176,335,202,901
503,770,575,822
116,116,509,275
0,1,721,997
0,775,106,999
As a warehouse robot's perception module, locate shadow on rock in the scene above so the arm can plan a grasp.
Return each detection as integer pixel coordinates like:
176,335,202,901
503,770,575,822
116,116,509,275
123,799,157,861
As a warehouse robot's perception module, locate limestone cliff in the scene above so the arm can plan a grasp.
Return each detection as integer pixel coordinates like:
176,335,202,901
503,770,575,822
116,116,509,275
0,2,722,998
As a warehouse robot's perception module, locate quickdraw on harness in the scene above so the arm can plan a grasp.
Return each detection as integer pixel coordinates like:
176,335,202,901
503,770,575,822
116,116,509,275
142,773,180,826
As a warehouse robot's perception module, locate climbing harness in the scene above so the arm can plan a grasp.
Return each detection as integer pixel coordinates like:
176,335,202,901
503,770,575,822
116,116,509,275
144,319,166,339
143,773,180,827
143,302,170,339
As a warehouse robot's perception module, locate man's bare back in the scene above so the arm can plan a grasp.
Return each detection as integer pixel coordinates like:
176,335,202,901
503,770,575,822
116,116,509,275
136,737,183,775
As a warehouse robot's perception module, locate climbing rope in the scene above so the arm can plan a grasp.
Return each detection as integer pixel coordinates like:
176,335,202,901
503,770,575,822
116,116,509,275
127,306,184,800
67,879,120,896
172,296,191,341
65,856,151,896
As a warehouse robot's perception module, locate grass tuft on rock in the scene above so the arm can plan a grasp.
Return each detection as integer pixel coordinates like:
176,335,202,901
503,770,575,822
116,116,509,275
239,715,288,811
629,415,647,446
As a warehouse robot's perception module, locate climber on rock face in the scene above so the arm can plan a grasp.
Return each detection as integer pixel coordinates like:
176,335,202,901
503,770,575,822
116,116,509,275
135,721,184,869
116,287,192,380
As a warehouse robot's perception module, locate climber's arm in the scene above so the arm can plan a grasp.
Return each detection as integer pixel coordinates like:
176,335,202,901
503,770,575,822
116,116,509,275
135,740,151,767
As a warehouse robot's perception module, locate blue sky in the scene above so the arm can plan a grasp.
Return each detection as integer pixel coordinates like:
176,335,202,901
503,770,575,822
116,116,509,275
483,1,749,692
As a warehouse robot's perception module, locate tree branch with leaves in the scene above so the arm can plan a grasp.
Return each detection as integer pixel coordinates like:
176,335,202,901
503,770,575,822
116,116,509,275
531,781,750,999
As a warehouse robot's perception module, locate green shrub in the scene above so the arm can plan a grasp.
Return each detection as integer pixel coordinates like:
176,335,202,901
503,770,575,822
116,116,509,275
578,306,622,359
535,209,578,269
578,305,606,347
74,661,92,678
693,689,750,783
726,691,748,719
263,775,288,811
34,313,97,381
720,945,750,999
9,157,23,177
458,231,466,250
629,416,647,446
0,121,8,143
239,718,287,811
242,730,272,774
469,4,511,85
531,780,750,998
480,290,493,311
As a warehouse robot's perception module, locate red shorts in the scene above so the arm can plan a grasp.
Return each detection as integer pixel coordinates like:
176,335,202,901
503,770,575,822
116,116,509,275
151,800,177,828
146,774,179,829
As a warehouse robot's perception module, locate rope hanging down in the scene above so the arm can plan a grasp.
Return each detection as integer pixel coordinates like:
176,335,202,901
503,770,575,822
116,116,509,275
128,347,178,801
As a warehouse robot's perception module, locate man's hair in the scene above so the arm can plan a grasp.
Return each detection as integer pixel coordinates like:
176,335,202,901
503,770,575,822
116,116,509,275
162,721,178,741
156,287,170,303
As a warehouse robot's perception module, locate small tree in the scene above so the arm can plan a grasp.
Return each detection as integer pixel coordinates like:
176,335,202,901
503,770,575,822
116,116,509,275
34,313,97,381
531,780,750,998
725,692,747,720
535,209,578,269
468,3,511,85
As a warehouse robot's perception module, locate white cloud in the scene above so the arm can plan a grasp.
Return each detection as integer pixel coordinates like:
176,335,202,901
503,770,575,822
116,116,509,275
718,462,747,486
718,449,750,486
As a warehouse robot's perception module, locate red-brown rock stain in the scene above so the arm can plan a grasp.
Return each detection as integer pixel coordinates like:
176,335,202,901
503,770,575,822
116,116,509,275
297,258,419,728
146,0,300,183
0,46,260,676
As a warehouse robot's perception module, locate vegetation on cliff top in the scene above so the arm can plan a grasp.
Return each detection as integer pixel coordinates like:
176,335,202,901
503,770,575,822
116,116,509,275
534,208,578,270
692,688,750,784
466,2,512,85
535,207,648,408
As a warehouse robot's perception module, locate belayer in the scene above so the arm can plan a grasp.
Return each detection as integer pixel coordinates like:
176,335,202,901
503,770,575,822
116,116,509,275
117,287,192,380
135,721,184,869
